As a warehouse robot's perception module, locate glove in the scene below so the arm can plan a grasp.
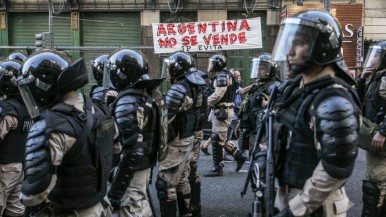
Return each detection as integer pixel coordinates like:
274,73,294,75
274,207,294,217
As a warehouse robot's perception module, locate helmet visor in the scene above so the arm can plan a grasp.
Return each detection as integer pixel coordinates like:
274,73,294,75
207,58,215,73
102,61,112,89
15,76,40,118
250,59,272,79
161,58,171,80
272,18,319,63
363,45,386,71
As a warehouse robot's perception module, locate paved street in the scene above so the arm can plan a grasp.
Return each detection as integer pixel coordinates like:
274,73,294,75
147,141,366,217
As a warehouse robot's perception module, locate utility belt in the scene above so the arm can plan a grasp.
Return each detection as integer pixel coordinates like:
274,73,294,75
213,105,233,110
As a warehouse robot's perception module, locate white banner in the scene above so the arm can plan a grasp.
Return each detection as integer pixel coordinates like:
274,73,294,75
152,18,262,54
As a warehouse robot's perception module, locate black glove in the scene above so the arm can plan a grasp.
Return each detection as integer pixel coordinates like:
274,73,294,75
274,207,294,217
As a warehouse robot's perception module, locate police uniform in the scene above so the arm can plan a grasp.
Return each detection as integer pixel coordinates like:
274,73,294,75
205,69,246,176
274,69,360,217
0,97,31,217
21,93,114,217
108,87,163,217
357,67,386,216
156,78,202,217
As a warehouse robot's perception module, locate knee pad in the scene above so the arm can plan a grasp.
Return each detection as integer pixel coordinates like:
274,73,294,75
156,177,168,201
211,133,220,144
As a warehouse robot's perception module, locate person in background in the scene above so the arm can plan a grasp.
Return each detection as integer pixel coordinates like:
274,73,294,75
356,40,386,217
156,51,205,216
204,54,246,177
0,60,31,217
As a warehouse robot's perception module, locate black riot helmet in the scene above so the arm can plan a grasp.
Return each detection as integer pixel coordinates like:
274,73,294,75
108,49,149,91
16,49,88,117
0,60,22,96
207,54,226,73
250,53,279,81
162,51,195,81
272,9,343,74
91,54,109,85
363,40,386,71
8,52,28,62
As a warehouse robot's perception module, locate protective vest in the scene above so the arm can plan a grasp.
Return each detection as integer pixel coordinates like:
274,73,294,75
171,79,201,140
0,97,33,163
362,70,386,124
216,70,236,104
276,76,359,188
46,97,114,210
113,88,160,169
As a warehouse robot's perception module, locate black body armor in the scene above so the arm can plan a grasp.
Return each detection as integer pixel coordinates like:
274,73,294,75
359,70,386,126
0,97,33,164
166,79,201,141
22,96,115,211
214,70,236,104
276,76,360,188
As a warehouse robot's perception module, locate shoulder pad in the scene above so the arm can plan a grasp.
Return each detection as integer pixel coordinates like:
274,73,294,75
264,81,281,94
315,95,359,179
215,73,228,87
316,96,355,121
90,86,107,103
22,119,52,195
114,95,139,127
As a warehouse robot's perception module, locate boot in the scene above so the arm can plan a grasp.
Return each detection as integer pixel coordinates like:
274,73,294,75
362,180,380,217
234,150,247,172
160,200,177,217
200,147,211,156
204,142,223,177
190,181,202,217
177,191,192,217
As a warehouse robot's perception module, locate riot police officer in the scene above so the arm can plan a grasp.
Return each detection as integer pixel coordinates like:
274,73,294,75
271,10,360,217
204,54,246,177
107,49,166,217
16,49,115,216
156,51,205,217
356,40,386,217
0,60,31,217
238,53,281,154
90,54,115,105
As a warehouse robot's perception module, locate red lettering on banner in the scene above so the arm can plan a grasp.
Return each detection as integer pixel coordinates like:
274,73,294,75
209,21,219,32
198,23,207,34
230,33,238,44
239,32,246,43
227,20,238,31
167,24,176,35
182,36,190,46
157,24,167,36
178,23,187,34
203,34,212,45
239,20,251,31
158,37,177,48
188,23,195,34
191,35,198,46
213,34,220,45
220,34,229,44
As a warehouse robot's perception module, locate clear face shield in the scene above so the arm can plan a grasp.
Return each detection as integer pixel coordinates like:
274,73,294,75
161,58,171,80
250,59,272,80
102,60,112,89
207,58,215,73
272,18,319,72
363,45,386,71
15,75,40,119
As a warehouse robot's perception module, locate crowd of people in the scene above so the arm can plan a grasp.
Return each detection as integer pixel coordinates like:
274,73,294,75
0,8,385,217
